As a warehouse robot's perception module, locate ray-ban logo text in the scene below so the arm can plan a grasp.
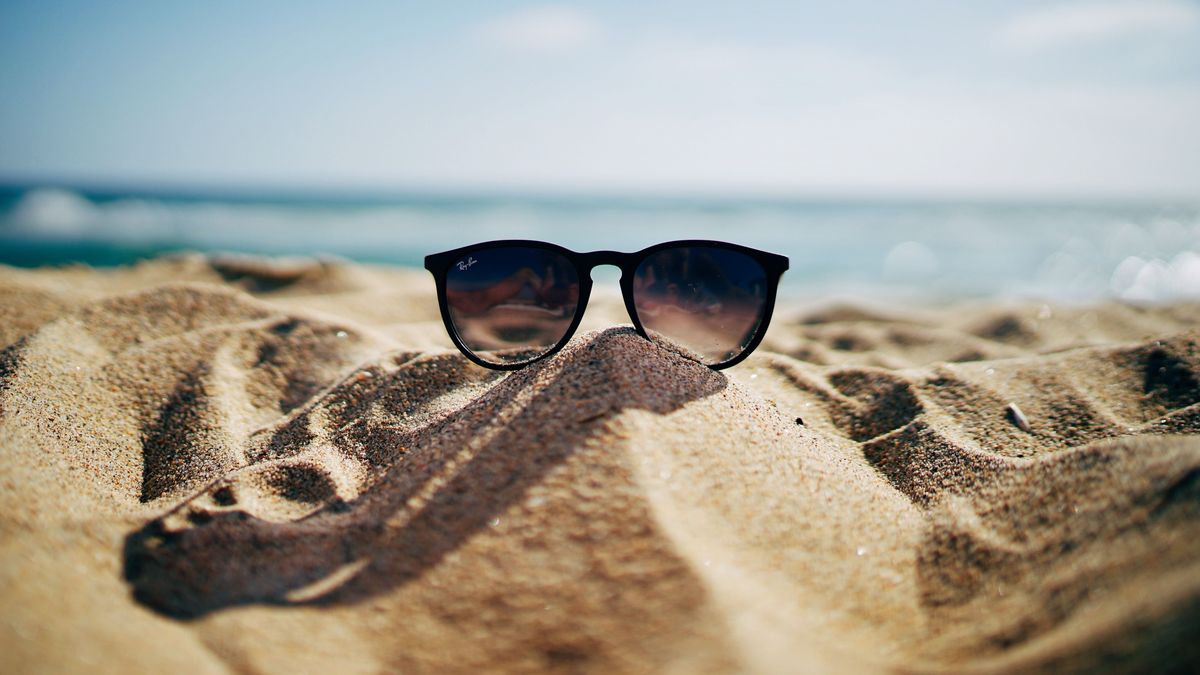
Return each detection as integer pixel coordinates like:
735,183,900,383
457,256,478,271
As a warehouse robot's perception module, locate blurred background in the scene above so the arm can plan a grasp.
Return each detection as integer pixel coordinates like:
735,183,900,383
1,0,1198,301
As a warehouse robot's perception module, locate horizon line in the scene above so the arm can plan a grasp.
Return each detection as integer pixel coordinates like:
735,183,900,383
1,173,1198,208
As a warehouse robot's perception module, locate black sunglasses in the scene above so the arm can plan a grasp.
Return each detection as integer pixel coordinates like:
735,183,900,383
425,240,789,371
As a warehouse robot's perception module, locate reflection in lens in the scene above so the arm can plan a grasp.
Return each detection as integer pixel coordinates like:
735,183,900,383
632,247,768,365
445,247,580,365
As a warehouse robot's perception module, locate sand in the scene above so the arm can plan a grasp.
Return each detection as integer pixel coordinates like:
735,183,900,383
1,253,1197,674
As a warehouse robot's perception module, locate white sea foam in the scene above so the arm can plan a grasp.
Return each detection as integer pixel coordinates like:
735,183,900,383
1111,251,1200,300
7,188,97,235
882,241,940,282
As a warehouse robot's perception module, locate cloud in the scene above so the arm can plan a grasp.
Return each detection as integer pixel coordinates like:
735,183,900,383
635,37,885,86
996,0,1200,51
477,5,599,53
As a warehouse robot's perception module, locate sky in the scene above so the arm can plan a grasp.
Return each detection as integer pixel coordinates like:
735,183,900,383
1,0,1198,199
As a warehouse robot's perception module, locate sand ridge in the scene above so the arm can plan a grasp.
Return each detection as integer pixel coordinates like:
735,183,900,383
1,254,1198,673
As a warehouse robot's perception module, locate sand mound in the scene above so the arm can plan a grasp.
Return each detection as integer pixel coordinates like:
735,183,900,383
1,256,1197,673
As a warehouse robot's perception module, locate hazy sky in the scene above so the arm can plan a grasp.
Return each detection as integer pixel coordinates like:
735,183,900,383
1,1,1198,198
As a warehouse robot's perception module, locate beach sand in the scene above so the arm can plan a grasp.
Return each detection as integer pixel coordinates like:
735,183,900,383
1,254,1198,673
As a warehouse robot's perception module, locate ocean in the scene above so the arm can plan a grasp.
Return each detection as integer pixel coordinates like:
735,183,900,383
1,184,1197,303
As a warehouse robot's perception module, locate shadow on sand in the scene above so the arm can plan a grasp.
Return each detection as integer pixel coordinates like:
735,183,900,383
123,327,726,618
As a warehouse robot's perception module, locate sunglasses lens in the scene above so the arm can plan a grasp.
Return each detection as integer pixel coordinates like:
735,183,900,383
632,246,769,365
444,246,580,366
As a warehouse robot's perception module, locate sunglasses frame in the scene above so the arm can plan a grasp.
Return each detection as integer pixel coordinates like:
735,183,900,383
425,239,789,371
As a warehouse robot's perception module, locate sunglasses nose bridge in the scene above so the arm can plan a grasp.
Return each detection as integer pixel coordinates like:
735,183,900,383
580,250,635,284
582,250,628,269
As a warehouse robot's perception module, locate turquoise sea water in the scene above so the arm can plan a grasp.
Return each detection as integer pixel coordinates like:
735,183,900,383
1,184,1198,302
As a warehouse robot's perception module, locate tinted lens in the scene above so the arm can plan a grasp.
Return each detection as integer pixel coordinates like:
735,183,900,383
444,246,580,365
632,246,769,365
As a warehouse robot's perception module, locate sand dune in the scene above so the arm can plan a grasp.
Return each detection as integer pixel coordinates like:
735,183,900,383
1,254,1198,673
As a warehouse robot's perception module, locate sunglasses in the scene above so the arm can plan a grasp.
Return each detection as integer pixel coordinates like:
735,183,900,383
425,240,789,371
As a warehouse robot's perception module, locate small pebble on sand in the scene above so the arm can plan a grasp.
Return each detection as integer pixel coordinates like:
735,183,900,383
1006,402,1032,433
